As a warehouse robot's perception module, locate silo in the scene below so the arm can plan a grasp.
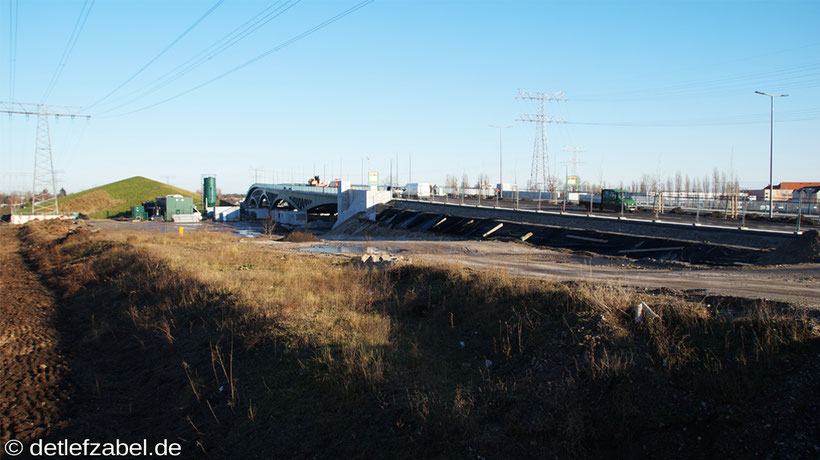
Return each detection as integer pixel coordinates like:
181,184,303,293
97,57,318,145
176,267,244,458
203,176,217,207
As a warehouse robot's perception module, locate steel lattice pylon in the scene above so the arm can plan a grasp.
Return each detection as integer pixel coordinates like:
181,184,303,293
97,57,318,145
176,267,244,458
31,110,59,214
0,101,89,215
517,89,565,191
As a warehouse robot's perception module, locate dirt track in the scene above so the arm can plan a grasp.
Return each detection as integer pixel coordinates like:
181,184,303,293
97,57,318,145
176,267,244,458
287,239,820,307
0,227,70,444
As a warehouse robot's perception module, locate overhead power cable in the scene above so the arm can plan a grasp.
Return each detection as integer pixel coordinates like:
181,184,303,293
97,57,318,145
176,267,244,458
98,0,374,118
8,0,18,99
41,0,95,102
565,108,820,127
573,61,820,102
92,0,300,115
84,0,225,111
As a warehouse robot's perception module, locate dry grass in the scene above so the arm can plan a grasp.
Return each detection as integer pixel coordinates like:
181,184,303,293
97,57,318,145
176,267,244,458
15,221,820,459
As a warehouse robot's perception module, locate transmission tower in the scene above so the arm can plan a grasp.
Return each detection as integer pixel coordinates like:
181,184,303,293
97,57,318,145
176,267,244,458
562,146,586,176
0,101,89,215
516,89,565,191
562,146,586,192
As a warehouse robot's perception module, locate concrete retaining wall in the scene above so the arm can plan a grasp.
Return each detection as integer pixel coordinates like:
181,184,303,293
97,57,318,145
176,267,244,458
391,200,795,249
335,189,392,229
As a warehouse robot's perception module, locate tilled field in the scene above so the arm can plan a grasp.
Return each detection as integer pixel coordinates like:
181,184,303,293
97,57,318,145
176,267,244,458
0,227,71,444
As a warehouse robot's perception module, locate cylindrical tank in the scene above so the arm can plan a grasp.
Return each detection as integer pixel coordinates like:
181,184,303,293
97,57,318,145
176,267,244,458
203,176,217,207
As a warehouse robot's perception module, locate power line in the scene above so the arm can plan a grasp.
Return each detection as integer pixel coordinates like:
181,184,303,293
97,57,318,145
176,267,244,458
90,0,300,115
8,0,18,99
97,0,374,118
41,0,95,102
84,0,226,111
573,61,820,102
565,108,820,127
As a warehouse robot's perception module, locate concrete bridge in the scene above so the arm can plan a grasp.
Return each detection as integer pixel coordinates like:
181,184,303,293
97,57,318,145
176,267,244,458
242,182,391,228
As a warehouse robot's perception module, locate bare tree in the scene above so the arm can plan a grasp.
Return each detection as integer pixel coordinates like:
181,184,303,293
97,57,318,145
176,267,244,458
720,171,728,196
475,173,490,189
460,173,470,190
639,174,653,194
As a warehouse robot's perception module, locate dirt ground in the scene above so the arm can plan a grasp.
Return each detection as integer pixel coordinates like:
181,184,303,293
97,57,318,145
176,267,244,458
0,227,71,445
89,219,820,307
271,238,820,307
1,220,818,458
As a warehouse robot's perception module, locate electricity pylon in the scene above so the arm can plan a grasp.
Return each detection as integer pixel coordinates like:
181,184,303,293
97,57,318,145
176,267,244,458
516,89,565,191
562,146,586,192
1,101,89,214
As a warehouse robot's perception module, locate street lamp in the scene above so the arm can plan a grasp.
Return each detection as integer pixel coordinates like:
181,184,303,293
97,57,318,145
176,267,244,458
489,124,512,206
755,90,788,218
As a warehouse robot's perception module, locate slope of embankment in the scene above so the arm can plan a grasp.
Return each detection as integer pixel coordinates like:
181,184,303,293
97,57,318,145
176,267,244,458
2,220,817,458
57,176,197,218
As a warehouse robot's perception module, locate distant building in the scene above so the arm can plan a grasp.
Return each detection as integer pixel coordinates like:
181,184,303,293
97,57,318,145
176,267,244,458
751,182,820,202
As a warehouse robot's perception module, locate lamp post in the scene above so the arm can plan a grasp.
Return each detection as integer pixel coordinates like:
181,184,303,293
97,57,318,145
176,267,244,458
489,124,512,207
755,91,788,219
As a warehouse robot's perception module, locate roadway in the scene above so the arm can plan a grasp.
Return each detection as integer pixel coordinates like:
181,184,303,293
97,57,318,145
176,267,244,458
420,195,818,233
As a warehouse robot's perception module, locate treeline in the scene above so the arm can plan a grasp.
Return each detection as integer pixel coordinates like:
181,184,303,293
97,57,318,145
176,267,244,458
436,169,743,196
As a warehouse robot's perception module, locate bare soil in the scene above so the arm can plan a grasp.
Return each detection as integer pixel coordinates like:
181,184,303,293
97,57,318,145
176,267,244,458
0,227,72,445
287,238,820,307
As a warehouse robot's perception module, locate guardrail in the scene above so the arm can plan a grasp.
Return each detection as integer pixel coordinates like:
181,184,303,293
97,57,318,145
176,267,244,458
254,183,374,194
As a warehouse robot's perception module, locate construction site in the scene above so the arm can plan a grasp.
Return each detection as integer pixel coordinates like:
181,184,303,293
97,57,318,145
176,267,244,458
2,1,820,459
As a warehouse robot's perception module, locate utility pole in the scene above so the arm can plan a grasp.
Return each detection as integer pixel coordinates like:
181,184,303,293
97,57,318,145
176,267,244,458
1,101,89,215
755,91,788,219
489,124,512,204
516,89,565,191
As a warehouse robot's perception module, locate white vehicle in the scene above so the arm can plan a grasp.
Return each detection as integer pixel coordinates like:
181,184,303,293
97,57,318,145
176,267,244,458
405,182,431,199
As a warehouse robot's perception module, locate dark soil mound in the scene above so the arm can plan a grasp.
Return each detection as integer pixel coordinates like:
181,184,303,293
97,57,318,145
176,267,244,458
758,229,820,265
281,230,319,242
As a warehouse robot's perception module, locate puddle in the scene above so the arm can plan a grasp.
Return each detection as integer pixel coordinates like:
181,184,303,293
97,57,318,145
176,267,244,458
237,230,262,238
301,245,405,254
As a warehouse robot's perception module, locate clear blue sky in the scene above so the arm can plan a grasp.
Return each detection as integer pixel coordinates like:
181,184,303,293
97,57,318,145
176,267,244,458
2,0,818,194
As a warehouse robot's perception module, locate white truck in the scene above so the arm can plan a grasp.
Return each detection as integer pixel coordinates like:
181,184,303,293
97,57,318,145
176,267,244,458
405,182,431,199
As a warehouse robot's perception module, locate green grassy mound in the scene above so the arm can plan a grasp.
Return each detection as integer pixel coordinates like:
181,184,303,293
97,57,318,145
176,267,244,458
56,176,198,219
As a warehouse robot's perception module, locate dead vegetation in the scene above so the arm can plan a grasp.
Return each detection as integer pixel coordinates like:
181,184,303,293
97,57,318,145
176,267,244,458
58,189,124,214
8,220,819,458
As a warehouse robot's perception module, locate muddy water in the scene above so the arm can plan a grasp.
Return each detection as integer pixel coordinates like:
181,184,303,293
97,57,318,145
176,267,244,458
300,245,405,254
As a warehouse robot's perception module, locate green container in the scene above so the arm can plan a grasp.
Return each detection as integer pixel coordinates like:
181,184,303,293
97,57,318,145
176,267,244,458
160,195,194,221
203,176,217,207
131,205,145,220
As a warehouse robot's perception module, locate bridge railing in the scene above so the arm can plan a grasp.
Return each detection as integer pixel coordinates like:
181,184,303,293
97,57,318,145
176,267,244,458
253,183,373,194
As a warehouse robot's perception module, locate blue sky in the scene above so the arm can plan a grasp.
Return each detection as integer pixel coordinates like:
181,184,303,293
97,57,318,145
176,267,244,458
1,0,818,194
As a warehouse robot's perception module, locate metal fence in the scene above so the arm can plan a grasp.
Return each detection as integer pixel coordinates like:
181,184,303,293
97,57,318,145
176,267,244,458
632,192,819,218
